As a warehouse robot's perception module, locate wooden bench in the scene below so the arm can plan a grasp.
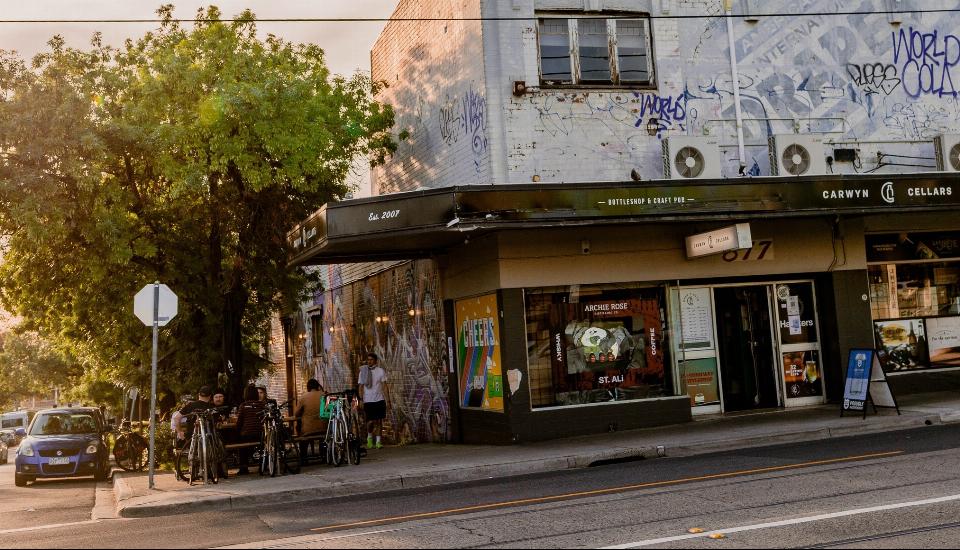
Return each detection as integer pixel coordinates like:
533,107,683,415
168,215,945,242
223,441,260,470
292,434,326,465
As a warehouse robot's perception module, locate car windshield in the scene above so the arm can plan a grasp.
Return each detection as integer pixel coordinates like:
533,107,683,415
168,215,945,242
29,413,99,435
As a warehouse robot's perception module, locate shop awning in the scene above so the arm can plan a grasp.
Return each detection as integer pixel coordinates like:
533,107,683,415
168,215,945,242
289,173,960,266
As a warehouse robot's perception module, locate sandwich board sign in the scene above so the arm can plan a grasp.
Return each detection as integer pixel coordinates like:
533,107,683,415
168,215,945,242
842,348,901,419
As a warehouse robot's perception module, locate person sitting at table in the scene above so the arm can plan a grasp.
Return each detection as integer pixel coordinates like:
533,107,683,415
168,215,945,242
235,384,267,475
294,379,328,457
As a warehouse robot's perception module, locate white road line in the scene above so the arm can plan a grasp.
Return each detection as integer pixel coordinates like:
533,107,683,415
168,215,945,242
602,493,960,549
0,519,101,535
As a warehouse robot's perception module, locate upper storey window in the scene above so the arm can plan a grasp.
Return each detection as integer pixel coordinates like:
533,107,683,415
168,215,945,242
537,15,654,87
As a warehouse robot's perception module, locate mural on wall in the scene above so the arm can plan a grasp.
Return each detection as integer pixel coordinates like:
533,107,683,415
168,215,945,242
512,0,960,181
294,261,451,445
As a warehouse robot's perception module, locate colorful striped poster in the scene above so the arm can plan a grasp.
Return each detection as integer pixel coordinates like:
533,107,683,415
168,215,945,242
456,293,504,412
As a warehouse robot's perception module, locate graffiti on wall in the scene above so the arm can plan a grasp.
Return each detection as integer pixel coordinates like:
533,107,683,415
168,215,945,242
892,27,960,99
311,261,451,445
439,85,488,174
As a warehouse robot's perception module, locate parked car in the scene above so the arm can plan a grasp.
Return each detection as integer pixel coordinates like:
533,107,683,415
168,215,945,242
14,408,110,487
0,429,20,447
0,439,8,464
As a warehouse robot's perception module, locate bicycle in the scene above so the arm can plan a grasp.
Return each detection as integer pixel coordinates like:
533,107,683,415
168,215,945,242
259,401,301,477
175,409,226,485
323,392,362,467
112,420,149,472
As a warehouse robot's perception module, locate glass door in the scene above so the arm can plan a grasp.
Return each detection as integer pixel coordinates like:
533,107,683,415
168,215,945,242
772,282,826,407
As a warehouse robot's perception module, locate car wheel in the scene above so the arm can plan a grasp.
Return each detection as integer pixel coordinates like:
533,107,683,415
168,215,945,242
14,474,32,487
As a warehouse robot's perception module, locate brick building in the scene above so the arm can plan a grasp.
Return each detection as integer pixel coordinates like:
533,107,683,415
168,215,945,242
284,0,960,444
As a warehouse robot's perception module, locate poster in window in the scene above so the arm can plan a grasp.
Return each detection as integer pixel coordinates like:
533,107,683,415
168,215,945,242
782,350,823,399
456,294,504,412
549,289,668,406
775,283,819,344
924,316,960,367
873,318,929,371
680,357,720,406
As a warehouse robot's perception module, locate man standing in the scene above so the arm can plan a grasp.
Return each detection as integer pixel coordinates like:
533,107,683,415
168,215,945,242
359,353,390,449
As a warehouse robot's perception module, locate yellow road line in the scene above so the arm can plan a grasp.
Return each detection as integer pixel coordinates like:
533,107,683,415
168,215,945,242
311,450,904,533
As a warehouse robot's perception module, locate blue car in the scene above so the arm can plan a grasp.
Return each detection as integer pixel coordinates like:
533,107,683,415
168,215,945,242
15,408,111,487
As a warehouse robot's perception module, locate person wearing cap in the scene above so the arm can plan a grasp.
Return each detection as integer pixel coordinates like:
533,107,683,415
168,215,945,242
177,385,216,441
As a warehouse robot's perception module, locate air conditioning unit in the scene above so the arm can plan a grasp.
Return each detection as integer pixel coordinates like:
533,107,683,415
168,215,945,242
934,134,960,172
769,134,829,176
662,137,722,180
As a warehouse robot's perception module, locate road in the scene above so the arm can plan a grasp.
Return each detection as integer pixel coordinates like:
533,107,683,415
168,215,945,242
3,425,960,548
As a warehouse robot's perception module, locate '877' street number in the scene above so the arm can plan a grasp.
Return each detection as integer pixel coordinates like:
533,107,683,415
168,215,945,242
722,240,774,262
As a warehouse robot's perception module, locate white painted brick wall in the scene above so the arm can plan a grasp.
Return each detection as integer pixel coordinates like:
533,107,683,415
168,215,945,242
371,0,490,194
372,0,960,189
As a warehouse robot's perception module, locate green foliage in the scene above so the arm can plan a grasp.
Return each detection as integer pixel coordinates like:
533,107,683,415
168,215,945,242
0,330,81,409
0,6,396,406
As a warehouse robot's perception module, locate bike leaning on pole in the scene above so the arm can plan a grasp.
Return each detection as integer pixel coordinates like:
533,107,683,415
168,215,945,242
259,401,301,477
175,408,225,485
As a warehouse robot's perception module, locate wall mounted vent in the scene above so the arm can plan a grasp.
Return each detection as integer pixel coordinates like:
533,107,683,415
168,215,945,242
661,137,722,180
769,134,828,176
934,134,960,172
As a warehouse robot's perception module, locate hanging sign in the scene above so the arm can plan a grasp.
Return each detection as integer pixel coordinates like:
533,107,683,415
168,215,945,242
685,223,752,259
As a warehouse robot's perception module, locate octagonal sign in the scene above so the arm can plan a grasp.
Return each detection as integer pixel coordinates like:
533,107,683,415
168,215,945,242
134,283,178,327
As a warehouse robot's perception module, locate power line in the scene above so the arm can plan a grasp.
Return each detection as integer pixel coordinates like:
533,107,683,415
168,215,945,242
0,8,958,24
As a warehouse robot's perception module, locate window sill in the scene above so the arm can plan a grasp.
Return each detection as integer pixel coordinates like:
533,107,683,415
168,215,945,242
531,83,658,94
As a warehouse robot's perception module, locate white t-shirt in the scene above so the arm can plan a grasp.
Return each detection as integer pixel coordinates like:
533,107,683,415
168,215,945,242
361,366,388,403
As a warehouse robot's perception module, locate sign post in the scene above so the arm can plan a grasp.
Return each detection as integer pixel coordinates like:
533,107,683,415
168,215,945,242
134,282,178,489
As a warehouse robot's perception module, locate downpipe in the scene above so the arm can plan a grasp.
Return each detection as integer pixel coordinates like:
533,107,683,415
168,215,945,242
725,0,747,174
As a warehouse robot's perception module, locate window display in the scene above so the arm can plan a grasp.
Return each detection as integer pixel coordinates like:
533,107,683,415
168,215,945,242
525,284,673,408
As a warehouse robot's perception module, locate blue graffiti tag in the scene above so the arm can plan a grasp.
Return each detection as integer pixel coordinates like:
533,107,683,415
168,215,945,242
633,92,687,129
892,27,960,99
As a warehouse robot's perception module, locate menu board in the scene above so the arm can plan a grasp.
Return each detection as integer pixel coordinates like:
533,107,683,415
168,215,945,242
678,288,714,351
842,349,874,412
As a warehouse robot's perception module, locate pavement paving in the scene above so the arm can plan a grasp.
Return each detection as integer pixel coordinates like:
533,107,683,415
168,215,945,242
111,391,960,519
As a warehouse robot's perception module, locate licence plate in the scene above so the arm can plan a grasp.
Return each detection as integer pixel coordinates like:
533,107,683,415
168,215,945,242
48,457,70,465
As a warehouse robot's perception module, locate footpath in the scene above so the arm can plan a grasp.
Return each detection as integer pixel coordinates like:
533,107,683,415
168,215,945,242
110,391,960,518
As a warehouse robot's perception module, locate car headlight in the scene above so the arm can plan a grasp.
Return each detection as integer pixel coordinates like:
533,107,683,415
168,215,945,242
85,444,99,455
19,443,34,457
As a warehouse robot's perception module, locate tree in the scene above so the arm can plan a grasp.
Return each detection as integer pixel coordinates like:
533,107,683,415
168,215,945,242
0,5,397,404
0,330,82,410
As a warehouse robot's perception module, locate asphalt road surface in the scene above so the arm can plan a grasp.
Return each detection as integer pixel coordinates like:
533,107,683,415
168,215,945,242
3,424,960,548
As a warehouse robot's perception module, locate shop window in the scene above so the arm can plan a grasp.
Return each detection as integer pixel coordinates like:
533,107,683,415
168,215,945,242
525,283,673,408
867,231,960,371
537,15,654,87
310,312,324,357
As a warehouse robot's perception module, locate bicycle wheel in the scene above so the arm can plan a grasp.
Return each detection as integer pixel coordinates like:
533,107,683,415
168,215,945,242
347,434,360,465
281,430,301,475
129,434,149,472
328,417,344,467
174,443,189,482
113,434,133,471
334,415,348,466
205,434,219,484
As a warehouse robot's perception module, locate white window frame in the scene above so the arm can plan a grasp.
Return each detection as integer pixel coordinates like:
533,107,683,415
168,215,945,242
537,14,655,88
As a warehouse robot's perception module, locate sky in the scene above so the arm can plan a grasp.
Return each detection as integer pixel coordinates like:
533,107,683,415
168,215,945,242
0,0,399,196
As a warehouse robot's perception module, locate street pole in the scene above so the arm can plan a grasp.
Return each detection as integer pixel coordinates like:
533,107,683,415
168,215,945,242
148,282,159,489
